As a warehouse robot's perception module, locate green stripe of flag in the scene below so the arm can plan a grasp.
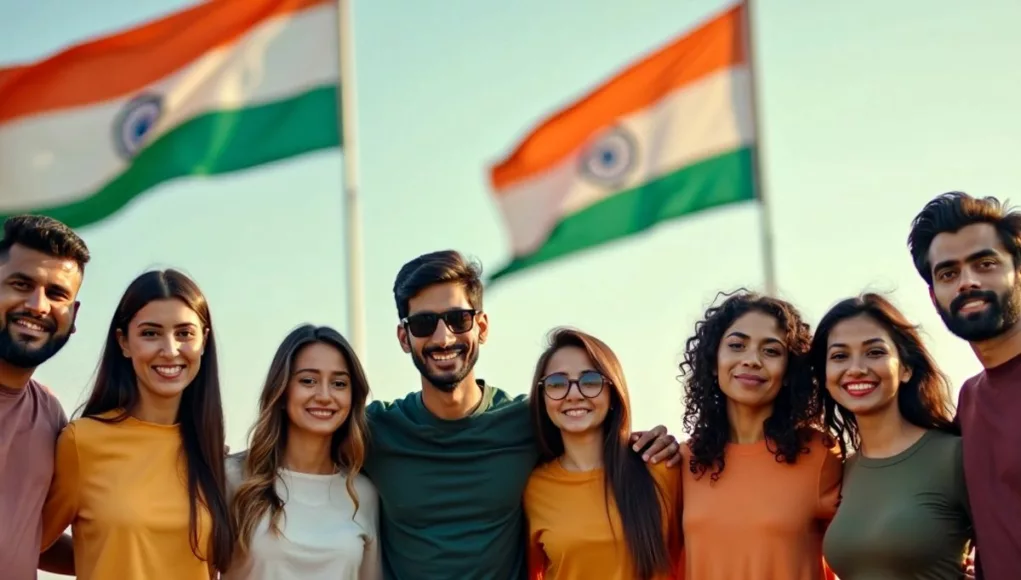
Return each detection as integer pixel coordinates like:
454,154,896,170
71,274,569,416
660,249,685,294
488,147,755,283
3,85,340,229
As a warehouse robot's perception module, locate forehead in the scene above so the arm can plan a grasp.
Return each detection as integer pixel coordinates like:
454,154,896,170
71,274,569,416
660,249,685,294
725,310,782,340
928,223,1007,266
130,298,202,326
544,345,593,374
407,282,472,314
0,244,82,289
293,342,348,372
828,314,891,345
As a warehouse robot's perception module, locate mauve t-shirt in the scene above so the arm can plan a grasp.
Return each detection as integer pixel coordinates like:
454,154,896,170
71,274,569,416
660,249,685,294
0,379,67,580
957,353,1021,580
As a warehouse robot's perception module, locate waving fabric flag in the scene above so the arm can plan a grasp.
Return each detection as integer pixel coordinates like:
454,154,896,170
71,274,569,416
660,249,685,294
0,0,340,229
487,2,756,283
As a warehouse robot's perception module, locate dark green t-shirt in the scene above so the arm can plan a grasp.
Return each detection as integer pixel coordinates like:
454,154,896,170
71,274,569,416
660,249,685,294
822,429,972,579
363,381,539,580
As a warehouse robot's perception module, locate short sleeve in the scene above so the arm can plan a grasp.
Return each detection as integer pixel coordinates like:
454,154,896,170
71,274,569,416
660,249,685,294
40,423,81,550
649,461,684,567
816,442,843,523
356,475,382,580
950,436,973,528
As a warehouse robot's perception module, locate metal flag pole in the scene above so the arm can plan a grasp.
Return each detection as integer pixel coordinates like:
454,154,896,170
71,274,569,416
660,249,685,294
742,0,778,296
338,0,367,359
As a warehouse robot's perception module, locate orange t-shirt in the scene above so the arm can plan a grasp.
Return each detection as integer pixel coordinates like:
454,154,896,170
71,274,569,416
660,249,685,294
678,431,842,580
525,459,681,580
41,413,214,580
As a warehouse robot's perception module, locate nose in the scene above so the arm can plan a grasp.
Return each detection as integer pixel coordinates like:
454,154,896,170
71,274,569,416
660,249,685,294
957,267,982,293
740,351,763,369
313,380,332,401
430,318,457,347
564,381,584,402
845,354,868,376
159,335,181,357
23,287,50,316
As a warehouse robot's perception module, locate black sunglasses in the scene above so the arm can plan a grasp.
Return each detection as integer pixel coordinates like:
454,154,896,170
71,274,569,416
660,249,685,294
402,308,477,338
539,370,608,400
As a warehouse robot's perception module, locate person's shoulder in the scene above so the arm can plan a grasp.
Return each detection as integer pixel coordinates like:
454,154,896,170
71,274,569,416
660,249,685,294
349,469,378,497
225,451,247,481
365,390,419,419
27,380,68,428
798,427,843,470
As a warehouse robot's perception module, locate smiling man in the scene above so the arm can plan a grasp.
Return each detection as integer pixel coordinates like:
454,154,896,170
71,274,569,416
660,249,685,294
0,215,90,579
362,250,680,580
908,191,1021,580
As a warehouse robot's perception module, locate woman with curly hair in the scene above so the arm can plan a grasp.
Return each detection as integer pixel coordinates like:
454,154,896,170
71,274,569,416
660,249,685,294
677,290,841,580
811,293,972,580
525,327,680,580
224,324,379,580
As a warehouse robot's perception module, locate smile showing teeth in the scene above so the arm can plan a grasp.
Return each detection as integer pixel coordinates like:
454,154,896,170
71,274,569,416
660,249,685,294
153,365,184,378
430,351,459,361
959,299,988,313
563,409,590,417
13,319,46,332
844,382,878,397
307,408,336,419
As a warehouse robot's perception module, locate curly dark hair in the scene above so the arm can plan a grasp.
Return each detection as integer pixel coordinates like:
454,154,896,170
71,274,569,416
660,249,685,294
679,289,820,482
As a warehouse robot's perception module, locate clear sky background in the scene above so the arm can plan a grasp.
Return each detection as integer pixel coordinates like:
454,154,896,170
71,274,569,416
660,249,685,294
2,3,1019,573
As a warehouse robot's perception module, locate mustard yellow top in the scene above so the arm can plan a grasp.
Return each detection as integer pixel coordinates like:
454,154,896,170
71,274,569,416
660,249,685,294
524,459,681,580
41,412,213,580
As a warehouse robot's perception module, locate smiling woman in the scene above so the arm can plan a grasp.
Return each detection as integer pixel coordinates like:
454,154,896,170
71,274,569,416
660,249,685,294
810,293,972,580
39,268,234,580
524,327,680,580
225,324,379,580
676,290,841,580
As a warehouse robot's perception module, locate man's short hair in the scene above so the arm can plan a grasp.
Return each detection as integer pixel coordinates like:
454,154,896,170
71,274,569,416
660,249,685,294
393,250,483,320
907,191,1021,285
0,215,91,272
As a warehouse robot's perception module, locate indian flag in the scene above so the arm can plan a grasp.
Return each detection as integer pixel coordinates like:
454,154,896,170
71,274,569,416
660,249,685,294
487,2,756,282
0,0,340,229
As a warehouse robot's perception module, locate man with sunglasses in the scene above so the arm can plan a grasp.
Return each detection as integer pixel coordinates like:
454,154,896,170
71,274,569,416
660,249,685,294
361,249,680,580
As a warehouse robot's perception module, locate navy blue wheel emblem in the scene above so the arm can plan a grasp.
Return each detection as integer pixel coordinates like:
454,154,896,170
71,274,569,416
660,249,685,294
577,126,638,187
113,93,163,160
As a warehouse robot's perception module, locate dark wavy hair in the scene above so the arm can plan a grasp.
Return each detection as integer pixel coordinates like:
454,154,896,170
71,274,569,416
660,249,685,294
679,290,819,482
78,269,233,572
810,293,959,459
530,328,671,579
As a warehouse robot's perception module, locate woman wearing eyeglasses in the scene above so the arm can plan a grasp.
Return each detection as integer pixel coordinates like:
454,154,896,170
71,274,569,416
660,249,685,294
523,327,680,580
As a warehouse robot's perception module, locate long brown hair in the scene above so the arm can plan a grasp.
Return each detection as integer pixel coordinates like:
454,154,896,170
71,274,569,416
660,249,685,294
78,269,233,572
231,324,371,553
529,327,671,580
810,293,958,458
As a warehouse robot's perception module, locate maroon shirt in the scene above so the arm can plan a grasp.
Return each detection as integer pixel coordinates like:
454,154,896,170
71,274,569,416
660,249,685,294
957,353,1021,580
0,380,67,580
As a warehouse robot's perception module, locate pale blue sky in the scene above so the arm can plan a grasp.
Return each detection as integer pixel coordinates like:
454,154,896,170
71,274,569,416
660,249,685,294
2,0,1020,495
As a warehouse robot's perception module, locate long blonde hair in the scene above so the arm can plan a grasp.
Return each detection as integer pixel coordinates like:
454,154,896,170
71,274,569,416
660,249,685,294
231,325,371,552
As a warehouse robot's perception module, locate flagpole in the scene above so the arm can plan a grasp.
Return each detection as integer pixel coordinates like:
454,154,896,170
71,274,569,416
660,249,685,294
742,0,778,296
338,0,366,360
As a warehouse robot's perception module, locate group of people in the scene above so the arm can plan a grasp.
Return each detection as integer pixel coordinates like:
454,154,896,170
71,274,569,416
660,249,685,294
0,189,1017,580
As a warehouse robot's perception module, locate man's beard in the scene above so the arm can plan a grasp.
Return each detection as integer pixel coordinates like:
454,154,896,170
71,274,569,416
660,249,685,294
411,344,479,393
0,315,70,369
937,285,1021,342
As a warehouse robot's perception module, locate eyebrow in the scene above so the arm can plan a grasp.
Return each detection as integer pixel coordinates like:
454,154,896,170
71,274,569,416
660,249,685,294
136,321,199,329
933,248,999,273
725,331,783,345
293,368,351,376
829,337,887,350
7,272,73,296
